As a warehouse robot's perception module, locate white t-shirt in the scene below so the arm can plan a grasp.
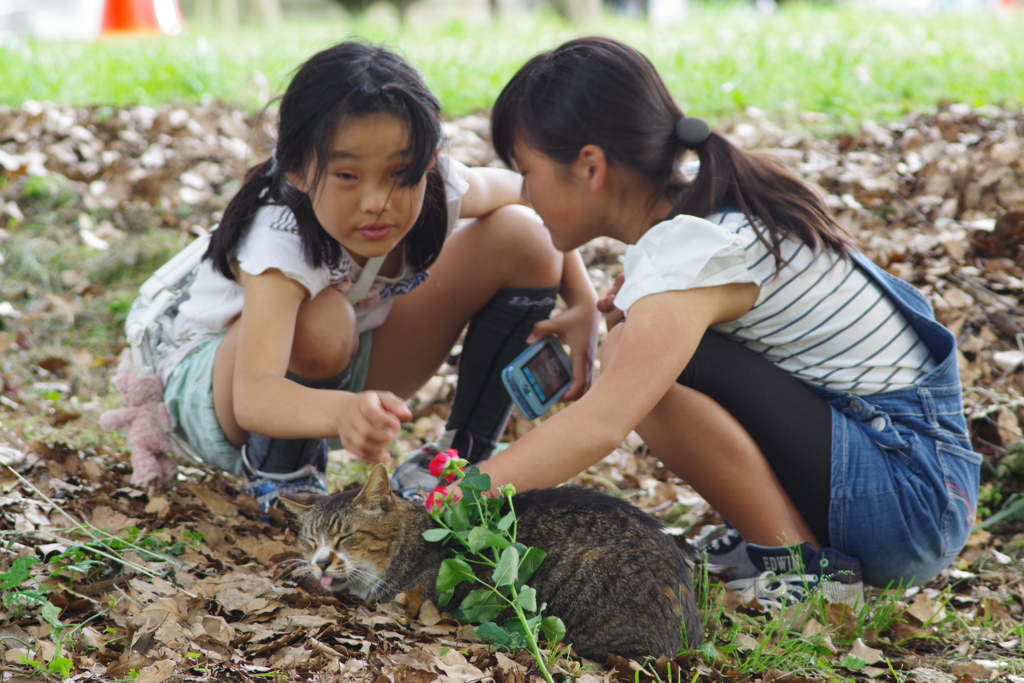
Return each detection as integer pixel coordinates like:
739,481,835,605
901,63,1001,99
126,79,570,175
154,155,471,382
614,211,936,396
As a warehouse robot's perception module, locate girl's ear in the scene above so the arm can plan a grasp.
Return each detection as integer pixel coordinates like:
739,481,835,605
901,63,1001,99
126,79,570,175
573,144,609,194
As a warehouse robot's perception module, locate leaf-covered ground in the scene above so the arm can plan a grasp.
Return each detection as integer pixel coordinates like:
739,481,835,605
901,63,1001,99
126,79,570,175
1,102,1023,683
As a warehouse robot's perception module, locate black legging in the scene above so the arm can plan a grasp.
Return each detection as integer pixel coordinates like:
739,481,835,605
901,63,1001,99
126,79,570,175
678,331,833,547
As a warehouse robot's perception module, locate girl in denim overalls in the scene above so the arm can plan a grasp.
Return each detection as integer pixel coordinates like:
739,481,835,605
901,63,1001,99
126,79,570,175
475,37,980,605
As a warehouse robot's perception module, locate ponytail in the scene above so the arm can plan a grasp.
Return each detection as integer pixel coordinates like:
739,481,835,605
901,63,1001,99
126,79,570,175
206,157,278,280
493,37,852,270
672,132,852,268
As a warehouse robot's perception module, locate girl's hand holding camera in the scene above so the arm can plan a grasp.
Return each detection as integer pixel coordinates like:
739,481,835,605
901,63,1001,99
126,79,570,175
526,298,598,401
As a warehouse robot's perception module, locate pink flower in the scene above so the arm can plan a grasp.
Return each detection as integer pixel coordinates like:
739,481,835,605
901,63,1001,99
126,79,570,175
429,448,465,479
425,485,448,512
428,451,452,478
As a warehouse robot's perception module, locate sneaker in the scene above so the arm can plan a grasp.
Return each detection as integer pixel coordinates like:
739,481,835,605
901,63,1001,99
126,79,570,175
390,431,473,499
696,525,759,580
725,542,864,611
241,445,328,512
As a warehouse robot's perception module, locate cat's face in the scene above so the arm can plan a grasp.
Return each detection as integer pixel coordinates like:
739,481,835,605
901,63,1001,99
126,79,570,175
280,464,401,600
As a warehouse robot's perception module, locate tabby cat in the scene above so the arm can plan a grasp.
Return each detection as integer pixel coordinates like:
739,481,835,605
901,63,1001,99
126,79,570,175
280,464,702,661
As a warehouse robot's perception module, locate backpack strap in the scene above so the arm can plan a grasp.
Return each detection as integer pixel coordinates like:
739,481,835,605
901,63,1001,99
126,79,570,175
345,255,386,304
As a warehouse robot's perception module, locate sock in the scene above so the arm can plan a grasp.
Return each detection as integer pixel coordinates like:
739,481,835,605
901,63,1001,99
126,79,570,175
445,286,559,463
245,367,351,475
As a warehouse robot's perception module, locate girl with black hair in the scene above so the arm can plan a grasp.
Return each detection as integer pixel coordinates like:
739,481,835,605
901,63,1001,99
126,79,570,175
480,37,980,604
149,42,597,511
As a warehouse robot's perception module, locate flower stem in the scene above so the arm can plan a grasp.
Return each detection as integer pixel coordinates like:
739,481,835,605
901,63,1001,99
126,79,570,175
509,586,555,683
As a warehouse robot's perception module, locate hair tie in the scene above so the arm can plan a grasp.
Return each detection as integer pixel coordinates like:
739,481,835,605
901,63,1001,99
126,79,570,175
264,150,279,178
675,116,711,148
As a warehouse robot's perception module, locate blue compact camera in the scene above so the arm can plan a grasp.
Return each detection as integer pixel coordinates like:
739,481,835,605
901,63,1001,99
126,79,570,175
501,336,574,420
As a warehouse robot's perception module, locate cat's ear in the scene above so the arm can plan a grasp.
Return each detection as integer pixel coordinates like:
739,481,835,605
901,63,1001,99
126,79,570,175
353,464,394,511
279,493,323,515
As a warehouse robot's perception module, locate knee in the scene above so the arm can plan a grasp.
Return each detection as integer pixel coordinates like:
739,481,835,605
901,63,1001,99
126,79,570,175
290,287,358,379
475,205,562,286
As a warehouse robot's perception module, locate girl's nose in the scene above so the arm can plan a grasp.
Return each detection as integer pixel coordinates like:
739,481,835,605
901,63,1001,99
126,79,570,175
361,184,391,215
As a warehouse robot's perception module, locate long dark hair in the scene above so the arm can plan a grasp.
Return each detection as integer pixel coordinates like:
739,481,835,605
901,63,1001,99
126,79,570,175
492,37,851,267
207,42,447,279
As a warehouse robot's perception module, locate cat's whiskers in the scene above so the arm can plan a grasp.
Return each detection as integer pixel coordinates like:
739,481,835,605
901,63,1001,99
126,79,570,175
275,557,312,580
338,561,387,600
275,557,307,570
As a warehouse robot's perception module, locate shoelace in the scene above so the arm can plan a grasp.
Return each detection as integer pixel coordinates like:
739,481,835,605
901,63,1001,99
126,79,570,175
727,570,819,610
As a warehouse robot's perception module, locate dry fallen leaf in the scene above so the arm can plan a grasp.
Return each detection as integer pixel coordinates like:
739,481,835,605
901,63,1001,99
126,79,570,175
849,637,884,666
133,659,175,683
906,592,947,625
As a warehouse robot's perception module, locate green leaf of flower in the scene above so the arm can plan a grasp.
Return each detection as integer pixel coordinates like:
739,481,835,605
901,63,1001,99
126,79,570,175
516,585,537,612
467,526,490,553
541,615,566,646
496,511,515,531
421,528,450,542
486,534,510,550
474,621,513,650
516,546,547,588
498,619,531,651
437,588,454,609
459,469,492,493
437,557,475,592
460,588,505,623
493,546,520,587
448,502,471,532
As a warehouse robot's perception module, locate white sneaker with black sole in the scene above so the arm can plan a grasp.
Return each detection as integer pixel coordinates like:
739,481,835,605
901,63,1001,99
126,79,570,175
724,542,865,611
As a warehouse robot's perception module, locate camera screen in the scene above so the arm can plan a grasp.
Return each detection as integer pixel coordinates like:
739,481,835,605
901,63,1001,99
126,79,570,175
523,345,571,402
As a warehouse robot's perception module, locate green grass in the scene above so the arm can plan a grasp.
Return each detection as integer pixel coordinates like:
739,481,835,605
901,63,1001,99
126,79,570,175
0,3,1022,127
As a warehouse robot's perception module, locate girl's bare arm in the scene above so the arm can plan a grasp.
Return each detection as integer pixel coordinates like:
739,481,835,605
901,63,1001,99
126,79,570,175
231,269,409,461
478,281,759,490
458,167,525,218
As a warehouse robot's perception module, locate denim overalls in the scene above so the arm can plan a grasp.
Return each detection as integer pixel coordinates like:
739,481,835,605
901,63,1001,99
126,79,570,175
807,252,982,587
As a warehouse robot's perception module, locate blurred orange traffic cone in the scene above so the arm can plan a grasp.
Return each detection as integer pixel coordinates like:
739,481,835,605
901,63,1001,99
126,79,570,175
101,0,183,36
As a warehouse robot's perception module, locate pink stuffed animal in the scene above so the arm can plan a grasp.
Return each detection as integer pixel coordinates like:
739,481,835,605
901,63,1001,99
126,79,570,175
100,373,178,488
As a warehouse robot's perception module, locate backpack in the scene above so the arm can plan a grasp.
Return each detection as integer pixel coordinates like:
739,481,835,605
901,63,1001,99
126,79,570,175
124,230,212,377
116,230,214,468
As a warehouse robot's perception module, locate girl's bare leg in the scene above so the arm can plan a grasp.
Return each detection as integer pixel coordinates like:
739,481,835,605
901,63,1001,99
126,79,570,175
213,287,359,447
603,324,820,549
365,205,562,397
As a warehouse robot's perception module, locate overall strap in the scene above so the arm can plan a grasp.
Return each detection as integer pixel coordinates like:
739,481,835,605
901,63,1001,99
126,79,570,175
345,255,386,304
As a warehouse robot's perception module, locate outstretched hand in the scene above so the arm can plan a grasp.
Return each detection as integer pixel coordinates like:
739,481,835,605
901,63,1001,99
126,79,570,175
338,391,412,463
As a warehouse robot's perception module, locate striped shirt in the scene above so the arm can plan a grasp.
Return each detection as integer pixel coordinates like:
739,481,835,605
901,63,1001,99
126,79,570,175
615,211,935,396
